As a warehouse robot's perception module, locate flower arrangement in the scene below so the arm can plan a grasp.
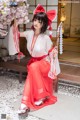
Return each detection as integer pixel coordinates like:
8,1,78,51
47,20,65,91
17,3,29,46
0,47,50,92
0,0,29,36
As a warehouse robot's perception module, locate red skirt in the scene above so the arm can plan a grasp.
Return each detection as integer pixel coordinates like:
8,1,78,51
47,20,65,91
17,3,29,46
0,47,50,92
21,57,57,110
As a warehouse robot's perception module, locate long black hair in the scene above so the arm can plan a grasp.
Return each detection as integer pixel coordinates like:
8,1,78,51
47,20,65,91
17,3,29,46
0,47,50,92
32,12,48,33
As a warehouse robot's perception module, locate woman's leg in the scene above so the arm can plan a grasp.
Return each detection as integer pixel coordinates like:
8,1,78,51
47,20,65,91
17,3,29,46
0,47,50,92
21,60,57,110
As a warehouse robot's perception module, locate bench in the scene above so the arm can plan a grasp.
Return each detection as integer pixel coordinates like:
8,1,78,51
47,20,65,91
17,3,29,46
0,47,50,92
0,56,31,83
0,37,58,92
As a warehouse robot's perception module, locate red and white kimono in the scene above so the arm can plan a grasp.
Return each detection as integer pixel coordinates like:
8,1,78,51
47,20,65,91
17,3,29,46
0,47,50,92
8,25,20,55
21,30,60,110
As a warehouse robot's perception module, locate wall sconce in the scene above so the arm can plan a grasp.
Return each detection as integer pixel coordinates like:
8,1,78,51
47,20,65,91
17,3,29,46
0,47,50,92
61,0,67,7
60,15,66,22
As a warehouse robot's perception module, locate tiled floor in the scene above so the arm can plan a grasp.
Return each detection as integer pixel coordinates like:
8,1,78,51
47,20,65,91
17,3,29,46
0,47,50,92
0,71,80,120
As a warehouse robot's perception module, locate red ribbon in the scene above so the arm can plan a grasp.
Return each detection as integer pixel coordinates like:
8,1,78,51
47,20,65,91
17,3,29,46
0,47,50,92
33,4,56,26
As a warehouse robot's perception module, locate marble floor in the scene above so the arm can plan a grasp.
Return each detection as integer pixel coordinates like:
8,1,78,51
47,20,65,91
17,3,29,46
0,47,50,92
0,71,80,120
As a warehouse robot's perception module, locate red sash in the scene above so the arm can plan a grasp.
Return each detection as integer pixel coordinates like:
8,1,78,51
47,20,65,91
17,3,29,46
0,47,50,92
27,55,48,67
27,46,55,67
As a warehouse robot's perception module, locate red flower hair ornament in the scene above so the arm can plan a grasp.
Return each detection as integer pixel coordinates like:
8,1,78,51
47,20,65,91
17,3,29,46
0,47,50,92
33,4,57,38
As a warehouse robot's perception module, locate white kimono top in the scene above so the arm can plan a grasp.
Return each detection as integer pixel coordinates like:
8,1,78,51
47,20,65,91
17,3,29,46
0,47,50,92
24,30,52,57
24,30,60,78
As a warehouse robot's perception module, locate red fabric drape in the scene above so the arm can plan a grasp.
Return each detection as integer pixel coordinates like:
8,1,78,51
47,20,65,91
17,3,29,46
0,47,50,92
21,57,57,110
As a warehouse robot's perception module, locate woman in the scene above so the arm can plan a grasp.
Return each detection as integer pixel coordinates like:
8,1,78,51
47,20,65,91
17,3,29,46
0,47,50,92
18,4,60,115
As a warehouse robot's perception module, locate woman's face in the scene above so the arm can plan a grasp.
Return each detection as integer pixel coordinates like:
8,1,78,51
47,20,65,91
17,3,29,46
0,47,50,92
33,19,43,31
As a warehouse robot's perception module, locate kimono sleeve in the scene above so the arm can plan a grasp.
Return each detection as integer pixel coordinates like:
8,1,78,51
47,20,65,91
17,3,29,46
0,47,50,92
23,31,29,39
46,36,61,79
23,30,33,42
46,35,53,51
48,47,61,79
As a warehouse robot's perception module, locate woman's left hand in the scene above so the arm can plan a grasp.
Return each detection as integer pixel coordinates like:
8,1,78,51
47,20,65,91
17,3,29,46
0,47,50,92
53,46,58,58
49,46,58,59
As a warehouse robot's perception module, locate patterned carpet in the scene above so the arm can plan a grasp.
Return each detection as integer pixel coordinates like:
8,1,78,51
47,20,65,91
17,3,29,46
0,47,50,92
0,70,80,120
